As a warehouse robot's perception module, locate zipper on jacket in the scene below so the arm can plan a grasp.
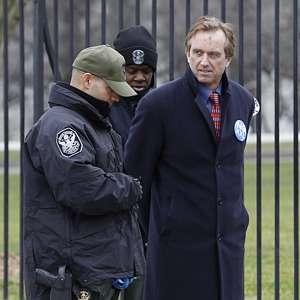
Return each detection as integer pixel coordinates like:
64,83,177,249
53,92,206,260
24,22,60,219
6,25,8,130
108,130,123,172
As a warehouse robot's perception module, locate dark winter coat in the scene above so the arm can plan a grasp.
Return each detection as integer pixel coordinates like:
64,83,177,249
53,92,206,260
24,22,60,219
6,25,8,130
124,67,255,300
109,95,140,146
23,83,145,300
109,88,153,242
109,86,152,147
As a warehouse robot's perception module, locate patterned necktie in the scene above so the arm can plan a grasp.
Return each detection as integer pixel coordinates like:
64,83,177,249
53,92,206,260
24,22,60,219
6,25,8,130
209,92,221,141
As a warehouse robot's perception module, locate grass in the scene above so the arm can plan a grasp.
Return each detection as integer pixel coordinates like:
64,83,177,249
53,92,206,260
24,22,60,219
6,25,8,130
0,150,21,167
245,141,295,155
0,155,298,299
0,174,21,299
0,175,21,254
244,159,297,299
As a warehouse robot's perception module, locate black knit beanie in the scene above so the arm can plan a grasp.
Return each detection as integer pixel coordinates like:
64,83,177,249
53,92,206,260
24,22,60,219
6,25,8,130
113,25,157,71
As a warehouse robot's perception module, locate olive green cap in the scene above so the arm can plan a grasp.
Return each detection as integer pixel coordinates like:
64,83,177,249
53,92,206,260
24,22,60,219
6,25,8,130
72,45,137,97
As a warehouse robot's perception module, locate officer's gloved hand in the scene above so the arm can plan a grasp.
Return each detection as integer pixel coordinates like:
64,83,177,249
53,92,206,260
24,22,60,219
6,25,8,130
132,177,143,200
112,277,135,290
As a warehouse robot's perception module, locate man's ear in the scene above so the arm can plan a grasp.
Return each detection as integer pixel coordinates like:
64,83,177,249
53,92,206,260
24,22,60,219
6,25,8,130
81,72,93,89
185,48,191,63
225,58,232,68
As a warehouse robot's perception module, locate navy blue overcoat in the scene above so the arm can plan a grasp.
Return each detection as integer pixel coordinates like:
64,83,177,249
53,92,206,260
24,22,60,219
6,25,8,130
125,68,255,300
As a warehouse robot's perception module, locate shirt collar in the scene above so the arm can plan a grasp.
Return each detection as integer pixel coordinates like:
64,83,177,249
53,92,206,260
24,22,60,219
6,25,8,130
198,82,222,100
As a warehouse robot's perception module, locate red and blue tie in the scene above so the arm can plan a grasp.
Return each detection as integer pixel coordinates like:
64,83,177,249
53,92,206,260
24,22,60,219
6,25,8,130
209,92,221,141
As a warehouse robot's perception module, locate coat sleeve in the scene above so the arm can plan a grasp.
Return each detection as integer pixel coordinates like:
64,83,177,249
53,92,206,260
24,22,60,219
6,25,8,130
124,94,164,240
29,121,142,216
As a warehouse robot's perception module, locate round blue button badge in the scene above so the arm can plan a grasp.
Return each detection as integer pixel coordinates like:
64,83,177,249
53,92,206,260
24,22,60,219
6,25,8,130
234,120,246,142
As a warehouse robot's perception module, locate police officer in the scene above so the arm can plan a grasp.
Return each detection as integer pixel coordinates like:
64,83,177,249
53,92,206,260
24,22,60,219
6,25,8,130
109,25,157,300
23,45,145,300
125,16,259,300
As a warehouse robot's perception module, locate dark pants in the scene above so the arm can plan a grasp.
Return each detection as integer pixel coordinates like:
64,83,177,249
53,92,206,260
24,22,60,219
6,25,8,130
73,281,120,300
118,277,144,300
29,286,120,300
73,288,120,300
88,289,120,300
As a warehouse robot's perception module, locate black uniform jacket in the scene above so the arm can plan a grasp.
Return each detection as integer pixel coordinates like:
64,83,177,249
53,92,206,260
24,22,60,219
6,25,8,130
23,83,145,300
124,68,255,300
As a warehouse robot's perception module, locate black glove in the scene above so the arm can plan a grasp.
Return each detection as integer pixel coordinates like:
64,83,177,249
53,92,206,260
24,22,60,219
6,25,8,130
132,177,143,200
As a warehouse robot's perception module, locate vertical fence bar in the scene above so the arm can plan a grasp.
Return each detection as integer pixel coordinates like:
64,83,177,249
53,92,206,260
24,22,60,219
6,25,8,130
256,0,262,299
186,0,190,35
19,0,25,298
33,0,44,122
135,0,140,25
3,0,9,298
44,11,61,81
101,0,106,44
69,0,74,66
203,0,208,15
119,0,124,30
185,0,190,69
152,0,157,87
152,0,157,42
169,0,174,81
53,0,59,81
238,0,244,85
293,0,299,299
85,0,90,47
274,0,280,298
221,0,226,21
238,0,245,291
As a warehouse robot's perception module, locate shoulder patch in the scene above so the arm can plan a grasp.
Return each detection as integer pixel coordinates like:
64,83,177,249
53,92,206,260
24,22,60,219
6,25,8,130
253,97,260,116
56,128,83,157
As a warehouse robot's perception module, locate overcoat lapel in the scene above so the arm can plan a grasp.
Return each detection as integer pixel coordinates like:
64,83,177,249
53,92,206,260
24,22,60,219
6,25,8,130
185,67,232,145
194,94,218,142
218,77,232,149
185,67,219,143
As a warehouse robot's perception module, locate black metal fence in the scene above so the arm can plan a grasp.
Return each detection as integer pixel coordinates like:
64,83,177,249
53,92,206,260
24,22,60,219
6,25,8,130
1,0,299,299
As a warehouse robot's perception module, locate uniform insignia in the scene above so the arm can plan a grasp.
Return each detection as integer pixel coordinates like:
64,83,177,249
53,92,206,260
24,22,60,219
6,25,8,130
56,128,83,157
132,49,144,64
234,120,247,142
253,97,260,116
78,289,91,300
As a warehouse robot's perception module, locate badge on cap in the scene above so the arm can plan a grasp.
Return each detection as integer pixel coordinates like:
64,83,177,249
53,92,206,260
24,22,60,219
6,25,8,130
132,49,144,64
234,120,247,142
56,128,83,157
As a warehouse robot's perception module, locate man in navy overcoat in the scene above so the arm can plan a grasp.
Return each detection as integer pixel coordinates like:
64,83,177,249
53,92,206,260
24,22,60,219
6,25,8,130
125,16,259,300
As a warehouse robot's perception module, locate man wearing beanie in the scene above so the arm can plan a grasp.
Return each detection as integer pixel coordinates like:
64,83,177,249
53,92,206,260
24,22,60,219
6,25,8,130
109,25,157,300
110,25,157,146
23,45,145,300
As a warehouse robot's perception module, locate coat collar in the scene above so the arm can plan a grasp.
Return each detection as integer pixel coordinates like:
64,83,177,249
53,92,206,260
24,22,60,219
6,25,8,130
185,66,231,96
184,66,231,144
48,82,111,129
